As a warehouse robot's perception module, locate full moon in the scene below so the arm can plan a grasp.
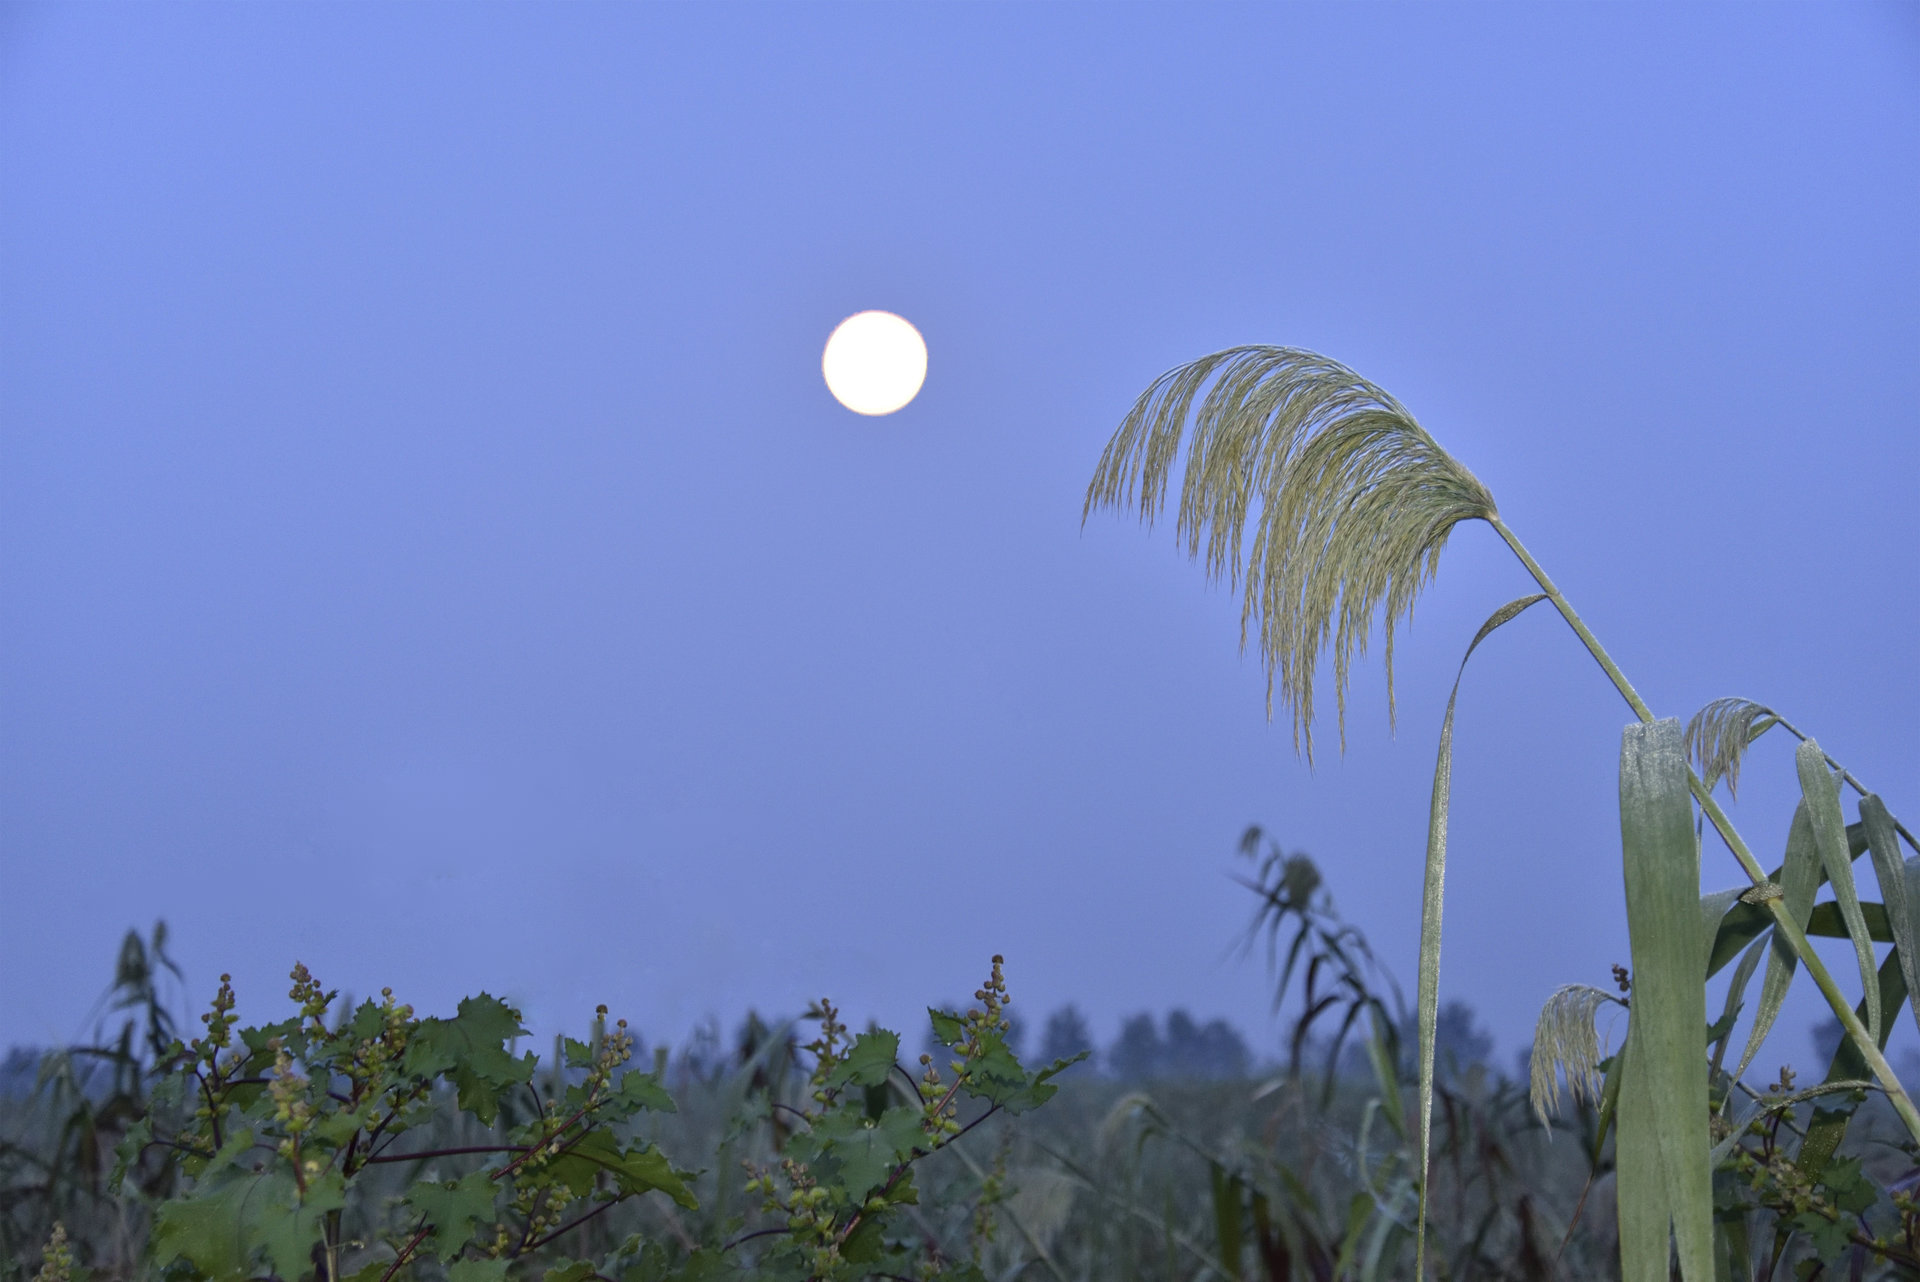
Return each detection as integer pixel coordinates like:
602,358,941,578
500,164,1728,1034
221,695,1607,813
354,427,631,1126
821,311,927,415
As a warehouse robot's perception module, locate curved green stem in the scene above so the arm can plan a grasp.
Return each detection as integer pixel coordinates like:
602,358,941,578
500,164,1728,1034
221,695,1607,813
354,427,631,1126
1485,515,1920,1147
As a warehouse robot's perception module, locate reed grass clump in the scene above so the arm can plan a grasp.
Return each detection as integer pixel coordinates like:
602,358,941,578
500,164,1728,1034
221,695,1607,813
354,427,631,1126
1085,342,1920,1279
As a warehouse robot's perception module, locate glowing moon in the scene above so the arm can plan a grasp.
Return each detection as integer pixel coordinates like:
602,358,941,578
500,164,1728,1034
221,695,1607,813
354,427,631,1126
822,311,927,415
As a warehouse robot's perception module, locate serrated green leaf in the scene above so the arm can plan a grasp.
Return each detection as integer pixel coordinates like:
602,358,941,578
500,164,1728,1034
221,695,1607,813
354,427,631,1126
402,1168,500,1261
544,1260,598,1282
609,1069,677,1116
447,1257,512,1282
257,1170,346,1282
956,1030,1028,1106
1797,740,1879,1048
841,1215,886,1264
1735,803,1822,1079
342,1257,401,1282
1617,719,1712,1282
401,994,534,1126
1861,796,1920,1037
928,1008,965,1047
312,1096,386,1147
826,1030,900,1090
151,1175,269,1281
110,1113,156,1196
1413,592,1547,1279
151,1165,338,1282
546,1129,699,1209
607,1142,700,1211
807,1105,923,1199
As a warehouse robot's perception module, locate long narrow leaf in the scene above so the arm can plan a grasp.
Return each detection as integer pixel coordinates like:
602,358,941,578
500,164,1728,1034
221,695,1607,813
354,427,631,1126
1861,795,1920,1037
1617,719,1712,1282
1614,1011,1669,1280
1699,886,1743,973
1710,935,1767,1076
1414,592,1546,1278
1705,820,1872,976
1734,803,1821,1078
1797,739,1879,1048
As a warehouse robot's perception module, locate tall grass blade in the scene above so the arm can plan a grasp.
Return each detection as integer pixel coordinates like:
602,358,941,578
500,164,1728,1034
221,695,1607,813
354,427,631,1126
1209,1162,1245,1281
1614,1015,1669,1281
1698,886,1743,970
1414,592,1547,1277
1617,719,1712,1282
1710,935,1766,1075
1860,795,1920,1037
1734,803,1821,1079
1796,739,1879,1048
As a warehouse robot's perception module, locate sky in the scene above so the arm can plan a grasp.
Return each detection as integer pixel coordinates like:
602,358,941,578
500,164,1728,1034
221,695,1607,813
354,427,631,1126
2,3,1916,1078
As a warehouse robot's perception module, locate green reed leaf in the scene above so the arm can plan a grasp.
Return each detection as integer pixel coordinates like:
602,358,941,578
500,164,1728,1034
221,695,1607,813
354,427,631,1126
1706,819,1874,977
1710,934,1767,1076
1797,739,1879,1048
1083,345,1496,762
1699,886,1743,972
1209,1162,1246,1281
1617,719,1712,1282
1613,1023,1667,1282
1413,592,1546,1275
1735,803,1822,1079
1861,795,1920,1037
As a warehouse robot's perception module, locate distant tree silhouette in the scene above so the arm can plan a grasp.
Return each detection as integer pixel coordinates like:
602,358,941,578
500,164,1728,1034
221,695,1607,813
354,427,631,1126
1432,1000,1494,1077
1039,1003,1096,1072
1109,1012,1165,1080
1163,1009,1253,1080
1107,1010,1253,1081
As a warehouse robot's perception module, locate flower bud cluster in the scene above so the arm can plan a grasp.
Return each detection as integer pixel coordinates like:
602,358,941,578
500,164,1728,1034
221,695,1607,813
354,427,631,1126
287,961,338,1039
582,1004,636,1104
1732,1146,1832,1220
268,1036,315,1161
961,955,1013,1048
33,1222,72,1282
344,986,415,1100
194,974,238,1067
761,1158,845,1273
915,1053,961,1139
804,998,847,1105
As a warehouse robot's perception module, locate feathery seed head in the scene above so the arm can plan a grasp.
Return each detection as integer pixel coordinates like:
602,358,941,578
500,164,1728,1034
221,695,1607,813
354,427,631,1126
1685,697,1782,799
1084,345,1495,761
1528,984,1620,1130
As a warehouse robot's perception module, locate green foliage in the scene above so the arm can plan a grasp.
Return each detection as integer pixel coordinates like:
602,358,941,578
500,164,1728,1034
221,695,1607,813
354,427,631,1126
58,951,1078,1282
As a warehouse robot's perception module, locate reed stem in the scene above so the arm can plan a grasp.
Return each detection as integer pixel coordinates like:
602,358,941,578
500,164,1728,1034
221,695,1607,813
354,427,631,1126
1486,514,1920,1146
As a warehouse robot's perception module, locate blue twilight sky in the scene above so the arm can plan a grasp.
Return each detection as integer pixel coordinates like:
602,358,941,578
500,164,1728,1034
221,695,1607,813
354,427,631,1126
2,4,1916,1073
